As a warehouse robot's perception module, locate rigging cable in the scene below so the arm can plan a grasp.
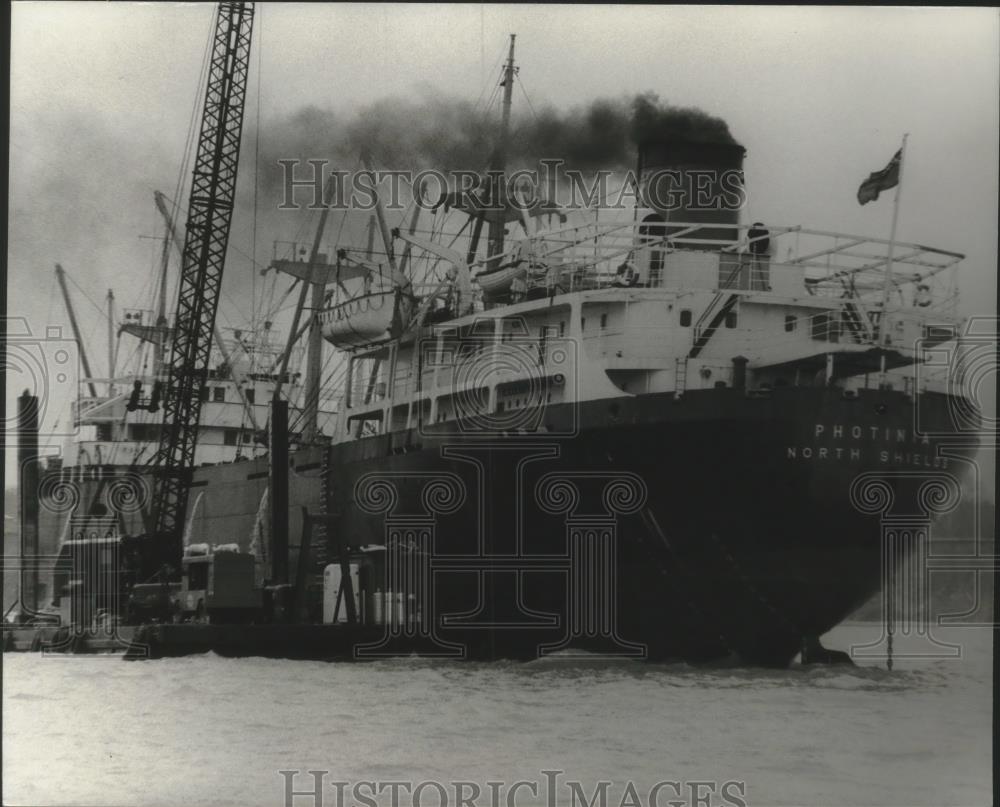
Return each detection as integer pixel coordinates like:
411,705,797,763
251,5,263,335
471,41,508,115
165,11,216,315
64,272,111,320
515,72,540,124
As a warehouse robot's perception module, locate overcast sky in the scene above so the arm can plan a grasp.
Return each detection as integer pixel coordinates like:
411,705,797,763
6,4,998,479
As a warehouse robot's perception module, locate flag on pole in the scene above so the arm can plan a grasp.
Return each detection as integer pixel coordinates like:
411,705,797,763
858,149,903,205
857,149,902,205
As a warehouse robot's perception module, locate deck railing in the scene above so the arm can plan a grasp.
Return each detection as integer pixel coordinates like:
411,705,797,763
507,221,962,313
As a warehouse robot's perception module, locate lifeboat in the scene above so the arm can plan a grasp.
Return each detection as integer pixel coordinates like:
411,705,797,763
476,238,535,301
476,261,528,300
320,289,415,349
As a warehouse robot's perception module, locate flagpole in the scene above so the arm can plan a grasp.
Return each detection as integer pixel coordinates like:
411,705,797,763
880,133,909,345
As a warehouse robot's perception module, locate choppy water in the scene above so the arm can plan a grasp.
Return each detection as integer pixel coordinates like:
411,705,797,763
2,624,992,807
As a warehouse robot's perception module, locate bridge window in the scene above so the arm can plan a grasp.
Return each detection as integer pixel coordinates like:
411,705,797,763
213,387,226,403
811,313,839,342
811,313,828,341
200,386,209,402
224,429,238,446
600,313,608,330
785,315,797,332
245,388,255,404
725,312,738,329
680,309,692,327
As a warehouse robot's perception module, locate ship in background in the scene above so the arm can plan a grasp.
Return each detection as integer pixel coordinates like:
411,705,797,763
22,196,329,616
20,32,981,665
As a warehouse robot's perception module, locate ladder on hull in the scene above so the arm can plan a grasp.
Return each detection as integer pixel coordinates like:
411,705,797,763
675,357,688,395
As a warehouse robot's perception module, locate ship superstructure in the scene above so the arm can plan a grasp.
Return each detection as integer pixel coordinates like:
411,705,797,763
324,134,964,446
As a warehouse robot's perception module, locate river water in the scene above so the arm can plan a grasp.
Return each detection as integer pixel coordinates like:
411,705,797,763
2,623,992,807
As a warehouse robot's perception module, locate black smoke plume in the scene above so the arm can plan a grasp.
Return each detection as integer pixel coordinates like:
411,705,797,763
256,90,737,194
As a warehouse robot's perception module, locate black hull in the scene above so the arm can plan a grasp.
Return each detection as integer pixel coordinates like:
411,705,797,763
325,386,976,665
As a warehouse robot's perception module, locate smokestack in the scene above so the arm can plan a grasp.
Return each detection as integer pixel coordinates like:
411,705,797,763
18,391,40,616
637,137,746,247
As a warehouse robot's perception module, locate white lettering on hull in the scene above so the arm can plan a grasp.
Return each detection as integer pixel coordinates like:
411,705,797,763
787,423,945,466
812,423,930,444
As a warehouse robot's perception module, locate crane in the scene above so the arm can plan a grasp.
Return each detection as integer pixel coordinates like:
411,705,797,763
147,1,255,576
148,188,259,433
54,264,98,399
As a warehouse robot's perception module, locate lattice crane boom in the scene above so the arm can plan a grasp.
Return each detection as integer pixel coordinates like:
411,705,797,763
149,2,255,572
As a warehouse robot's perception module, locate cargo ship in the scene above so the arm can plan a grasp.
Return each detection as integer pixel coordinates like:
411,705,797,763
13,28,979,666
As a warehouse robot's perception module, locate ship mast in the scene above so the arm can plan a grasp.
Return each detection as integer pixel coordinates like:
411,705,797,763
485,34,517,271
299,178,336,444
106,288,116,396
499,34,516,155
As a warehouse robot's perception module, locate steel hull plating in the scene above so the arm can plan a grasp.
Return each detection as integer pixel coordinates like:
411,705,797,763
325,387,974,664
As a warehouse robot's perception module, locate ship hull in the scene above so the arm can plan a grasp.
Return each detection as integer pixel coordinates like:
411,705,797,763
324,386,974,665
33,387,974,666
